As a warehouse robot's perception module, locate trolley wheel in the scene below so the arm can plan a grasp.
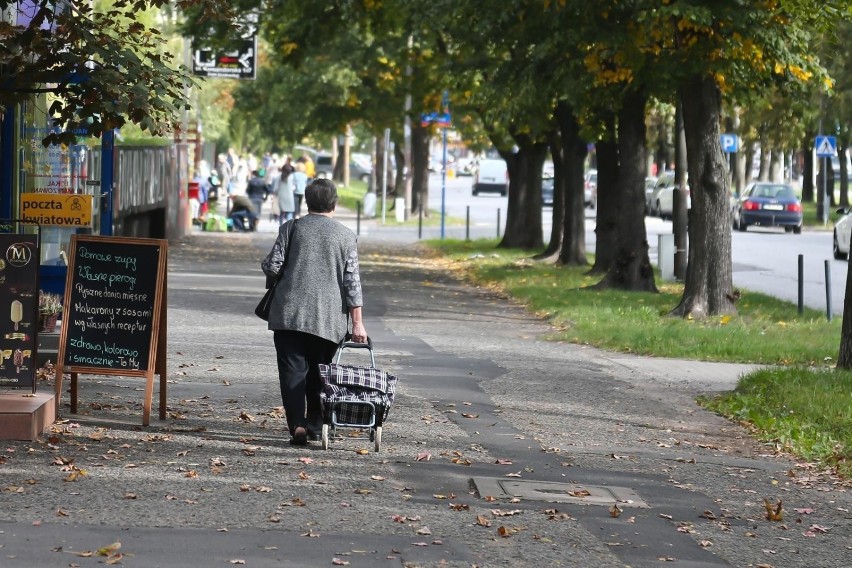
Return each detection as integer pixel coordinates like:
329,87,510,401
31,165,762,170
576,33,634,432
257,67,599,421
321,424,329,450
374,426,382,452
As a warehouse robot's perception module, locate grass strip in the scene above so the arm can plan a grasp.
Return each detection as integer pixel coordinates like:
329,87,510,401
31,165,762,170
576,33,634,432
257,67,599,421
425,238,849,477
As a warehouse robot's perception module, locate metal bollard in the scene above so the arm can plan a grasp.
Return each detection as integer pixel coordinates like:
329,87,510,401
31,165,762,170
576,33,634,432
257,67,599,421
797,254,804,315
825,260,832,321
418,205,423,239
497,208,501,238
356,201,361,236
466,206,470,241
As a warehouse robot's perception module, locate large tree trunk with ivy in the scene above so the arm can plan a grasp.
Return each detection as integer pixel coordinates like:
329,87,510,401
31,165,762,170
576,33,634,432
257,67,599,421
594,91,657,292
670,75,736,317
555,103,588,266
497,133,547,250
590,120,617,274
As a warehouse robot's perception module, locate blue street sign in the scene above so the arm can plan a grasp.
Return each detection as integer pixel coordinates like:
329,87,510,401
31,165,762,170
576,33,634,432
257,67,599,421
420,112,451,128
720,134,738,153
815,135,837,157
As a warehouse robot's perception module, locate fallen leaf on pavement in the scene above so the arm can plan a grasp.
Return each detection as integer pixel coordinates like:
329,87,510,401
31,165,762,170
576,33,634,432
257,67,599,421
476,515,492,527
764,499,783,522
96,542,121,556
610,504,621,518
415,452,431,462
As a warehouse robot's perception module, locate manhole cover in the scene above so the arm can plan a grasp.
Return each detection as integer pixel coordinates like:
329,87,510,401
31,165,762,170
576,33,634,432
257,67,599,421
471,477,648,508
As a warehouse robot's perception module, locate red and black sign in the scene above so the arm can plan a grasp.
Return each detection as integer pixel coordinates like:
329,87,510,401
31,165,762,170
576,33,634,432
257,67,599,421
192,36,257,80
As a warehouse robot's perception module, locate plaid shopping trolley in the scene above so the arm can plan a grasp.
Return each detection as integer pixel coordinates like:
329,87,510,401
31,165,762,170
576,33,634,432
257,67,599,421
318,337,398,451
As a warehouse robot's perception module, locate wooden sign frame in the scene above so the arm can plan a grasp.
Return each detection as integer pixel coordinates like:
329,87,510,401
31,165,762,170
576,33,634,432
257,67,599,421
54,235,168,425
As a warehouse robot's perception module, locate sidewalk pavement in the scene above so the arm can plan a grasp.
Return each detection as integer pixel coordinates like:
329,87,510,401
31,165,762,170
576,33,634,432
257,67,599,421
0,207,849,568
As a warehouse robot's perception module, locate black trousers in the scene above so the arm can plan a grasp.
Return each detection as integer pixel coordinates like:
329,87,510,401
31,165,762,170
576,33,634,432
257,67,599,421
273,330,338,436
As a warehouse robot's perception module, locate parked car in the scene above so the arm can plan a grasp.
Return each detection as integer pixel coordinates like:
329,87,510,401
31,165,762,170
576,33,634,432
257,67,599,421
834,208,852,259
541,170,554,206
583,170,597,209
650,171,690,219
644,176,658,214
315,153,372,183
472,159,508,196
732,182,802,233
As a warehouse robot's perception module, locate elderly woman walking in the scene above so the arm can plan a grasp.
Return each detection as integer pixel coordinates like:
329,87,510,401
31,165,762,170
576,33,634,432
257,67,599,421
260,178,368,445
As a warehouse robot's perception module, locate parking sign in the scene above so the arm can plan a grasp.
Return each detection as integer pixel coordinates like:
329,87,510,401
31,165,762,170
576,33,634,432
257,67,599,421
720,134,738,153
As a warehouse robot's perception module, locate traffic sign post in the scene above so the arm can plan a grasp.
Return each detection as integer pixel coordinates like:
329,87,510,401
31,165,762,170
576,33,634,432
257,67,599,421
421,98,452,239
815,136,837,225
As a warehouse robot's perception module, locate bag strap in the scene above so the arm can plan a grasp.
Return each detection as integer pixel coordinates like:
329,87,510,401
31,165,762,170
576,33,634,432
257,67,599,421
268,219,297,288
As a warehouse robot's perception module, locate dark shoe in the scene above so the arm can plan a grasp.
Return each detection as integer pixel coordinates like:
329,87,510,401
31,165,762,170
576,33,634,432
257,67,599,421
289,426,308,446
306,429,320,442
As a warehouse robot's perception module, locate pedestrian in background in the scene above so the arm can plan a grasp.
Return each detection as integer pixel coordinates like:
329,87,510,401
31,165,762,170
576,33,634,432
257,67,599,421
291,162,308,218
245,170,270,230
228,194,259,232
260,178,367,446
273,164,296,223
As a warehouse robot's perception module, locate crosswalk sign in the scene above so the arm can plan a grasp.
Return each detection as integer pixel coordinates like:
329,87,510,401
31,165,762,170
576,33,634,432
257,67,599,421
815,135,837,157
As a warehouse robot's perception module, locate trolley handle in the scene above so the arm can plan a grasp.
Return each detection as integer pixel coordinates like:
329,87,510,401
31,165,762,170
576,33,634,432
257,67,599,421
336,335,375,367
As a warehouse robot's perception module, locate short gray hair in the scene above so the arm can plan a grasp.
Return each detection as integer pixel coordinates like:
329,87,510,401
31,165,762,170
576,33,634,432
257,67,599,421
305,178,338,213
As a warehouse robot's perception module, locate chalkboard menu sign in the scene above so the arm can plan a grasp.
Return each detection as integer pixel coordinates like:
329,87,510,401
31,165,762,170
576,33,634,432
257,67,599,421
56,235,168,425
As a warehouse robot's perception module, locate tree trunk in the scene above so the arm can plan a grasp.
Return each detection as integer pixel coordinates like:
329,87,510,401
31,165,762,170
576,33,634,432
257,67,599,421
769,151,783,182
673,101,688,281
393,142,405,202
537,128,564,259
671,75,736,318
411,125,430,216
838,242,852,368
802,135,814,202
555,103,588,266
839,143,848,208
498,134,546,250
594,91,656,292
590,121,617,273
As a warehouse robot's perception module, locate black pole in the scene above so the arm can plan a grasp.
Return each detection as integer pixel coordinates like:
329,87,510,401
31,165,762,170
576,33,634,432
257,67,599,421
497,208,501,238
418,205,423,239
825,260,832,321
356,201,361,236
798,254,804,315
466,206,470,241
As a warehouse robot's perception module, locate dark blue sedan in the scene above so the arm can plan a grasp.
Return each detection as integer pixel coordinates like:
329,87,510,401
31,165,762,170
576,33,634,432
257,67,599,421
732,182,803,234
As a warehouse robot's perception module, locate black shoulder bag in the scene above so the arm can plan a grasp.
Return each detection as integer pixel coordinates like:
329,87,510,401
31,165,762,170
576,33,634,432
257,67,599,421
255,220,297,321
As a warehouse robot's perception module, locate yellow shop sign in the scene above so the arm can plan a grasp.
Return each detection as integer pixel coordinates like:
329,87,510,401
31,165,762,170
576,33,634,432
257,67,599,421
20,193,93,227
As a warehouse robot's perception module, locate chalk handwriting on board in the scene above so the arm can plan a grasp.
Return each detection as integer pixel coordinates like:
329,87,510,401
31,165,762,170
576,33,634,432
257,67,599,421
63,238,162,373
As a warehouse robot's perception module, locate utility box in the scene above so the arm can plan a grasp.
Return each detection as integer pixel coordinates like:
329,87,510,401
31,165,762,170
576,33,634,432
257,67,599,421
658,234,675,281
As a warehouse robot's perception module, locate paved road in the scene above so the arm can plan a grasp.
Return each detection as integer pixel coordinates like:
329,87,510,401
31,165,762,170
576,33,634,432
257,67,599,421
1,217,849,567
415,173,850,316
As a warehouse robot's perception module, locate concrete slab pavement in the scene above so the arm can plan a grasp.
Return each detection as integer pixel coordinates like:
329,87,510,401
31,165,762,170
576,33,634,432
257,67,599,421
0,210,849,568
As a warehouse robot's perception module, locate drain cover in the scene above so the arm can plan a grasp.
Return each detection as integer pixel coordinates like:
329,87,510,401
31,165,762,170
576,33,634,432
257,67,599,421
471,477,649,508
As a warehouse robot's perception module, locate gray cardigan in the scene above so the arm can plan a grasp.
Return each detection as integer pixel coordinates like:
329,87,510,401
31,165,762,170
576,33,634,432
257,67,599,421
261,215,362,343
